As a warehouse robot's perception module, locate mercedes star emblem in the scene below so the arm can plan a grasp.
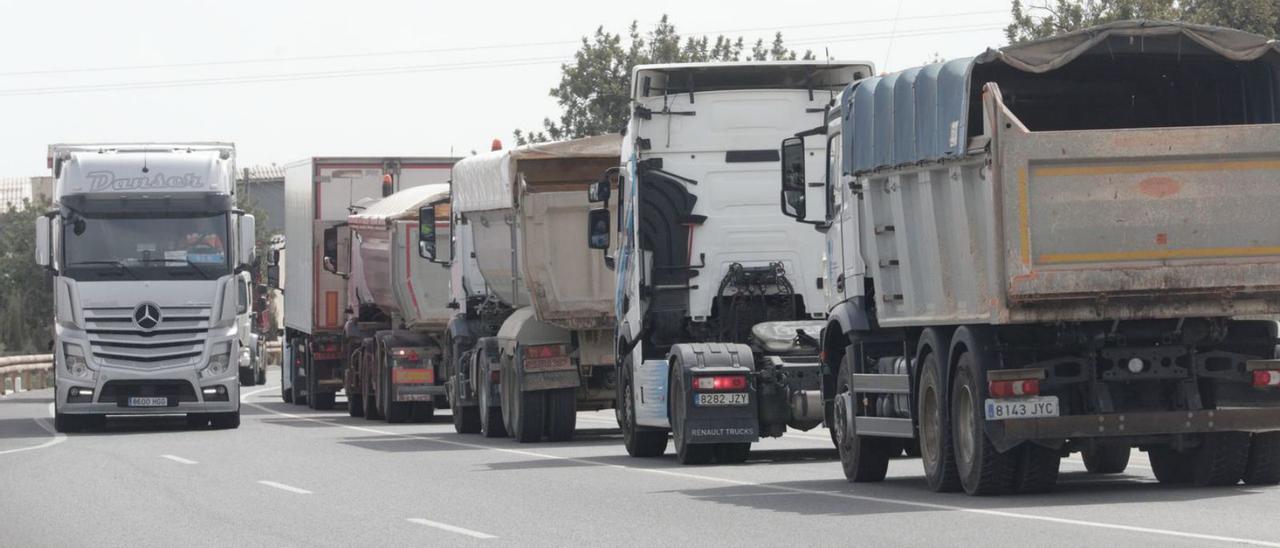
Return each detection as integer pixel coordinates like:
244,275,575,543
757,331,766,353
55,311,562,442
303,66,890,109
133,303,162,330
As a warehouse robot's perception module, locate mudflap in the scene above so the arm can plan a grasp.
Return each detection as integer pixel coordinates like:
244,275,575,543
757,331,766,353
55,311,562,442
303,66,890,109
670,343,761,445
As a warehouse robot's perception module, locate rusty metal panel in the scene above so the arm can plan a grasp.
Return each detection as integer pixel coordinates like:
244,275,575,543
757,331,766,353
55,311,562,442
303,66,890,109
994,93,1280,321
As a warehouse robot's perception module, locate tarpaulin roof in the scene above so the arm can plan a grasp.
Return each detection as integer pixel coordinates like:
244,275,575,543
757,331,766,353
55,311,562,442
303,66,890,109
347,183,449,228
452,134,621,212
845,20,1280,173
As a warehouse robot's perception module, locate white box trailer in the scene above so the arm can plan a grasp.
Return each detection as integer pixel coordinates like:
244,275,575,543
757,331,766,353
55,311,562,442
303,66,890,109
279,157,453,409
441,135,619,440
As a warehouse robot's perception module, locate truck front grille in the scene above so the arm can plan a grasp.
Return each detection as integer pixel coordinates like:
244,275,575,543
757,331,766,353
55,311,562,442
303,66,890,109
98,380,198,403
84,306,212,368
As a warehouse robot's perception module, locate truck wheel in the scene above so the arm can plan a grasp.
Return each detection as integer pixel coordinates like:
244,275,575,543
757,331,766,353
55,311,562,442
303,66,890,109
479,374,506,438
452,405,481,434
210,411,240,429
836,356,892,483
312,392,336,411
347,393,364,417
282,386,293,404
1191,432,1250,487
670,370,713,465
386,402,411,423
715,443,751,464
951,351,1017,495
620,357,667,457
1012,443,1060,494
1082,445,1130,474
917,350,961,492
545,388,577,442
410,402,434,423
185,413,209,428
365,394,383,421
509,388,547,443
1243,431,1280,485
1148,447,1194,484
256,365,267,386
239,367,255,387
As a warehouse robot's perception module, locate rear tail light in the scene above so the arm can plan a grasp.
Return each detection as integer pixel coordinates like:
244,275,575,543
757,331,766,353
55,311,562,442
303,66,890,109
989,379,1040,398
524,344,566,360
693,375,747,391
393,348,421,361
1252,370,1280,388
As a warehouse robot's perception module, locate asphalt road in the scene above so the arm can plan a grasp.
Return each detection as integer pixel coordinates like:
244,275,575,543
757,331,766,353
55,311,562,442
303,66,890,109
2,367,1279,547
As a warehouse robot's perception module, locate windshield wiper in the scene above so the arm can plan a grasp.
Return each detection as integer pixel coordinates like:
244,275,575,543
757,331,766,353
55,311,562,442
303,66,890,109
67,260,139,280
134,258,214,280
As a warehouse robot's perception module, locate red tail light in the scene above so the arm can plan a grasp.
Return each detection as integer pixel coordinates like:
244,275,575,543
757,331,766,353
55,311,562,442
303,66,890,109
524,344,566,360
393,348,420,361
693,375,747,391
989,379,1040,398
1252,370,1280,388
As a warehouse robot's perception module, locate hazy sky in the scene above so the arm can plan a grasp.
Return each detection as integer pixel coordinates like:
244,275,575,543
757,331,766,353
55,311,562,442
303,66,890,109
0,0,1013,175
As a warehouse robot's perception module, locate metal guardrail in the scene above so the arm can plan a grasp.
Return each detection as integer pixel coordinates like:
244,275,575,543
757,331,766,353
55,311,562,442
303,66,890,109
0,354,54,396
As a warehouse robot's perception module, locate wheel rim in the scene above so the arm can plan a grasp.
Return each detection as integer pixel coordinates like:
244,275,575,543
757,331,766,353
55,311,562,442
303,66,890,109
955,384,976,469
834,386,850,449
921,384,940,468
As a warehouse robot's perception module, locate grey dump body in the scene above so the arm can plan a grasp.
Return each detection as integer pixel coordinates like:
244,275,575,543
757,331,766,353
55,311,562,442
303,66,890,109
806,21,1280,495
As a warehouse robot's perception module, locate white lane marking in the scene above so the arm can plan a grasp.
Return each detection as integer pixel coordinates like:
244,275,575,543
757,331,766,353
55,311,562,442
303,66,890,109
240,385,279,402
0,403,67,456
248,401,1279,547
406,518,497,539
161,454,198,465
257,480,313,495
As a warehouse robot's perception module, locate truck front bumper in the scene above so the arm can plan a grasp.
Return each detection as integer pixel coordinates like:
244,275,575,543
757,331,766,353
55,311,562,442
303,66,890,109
56,366,240,415
997,407,1280,441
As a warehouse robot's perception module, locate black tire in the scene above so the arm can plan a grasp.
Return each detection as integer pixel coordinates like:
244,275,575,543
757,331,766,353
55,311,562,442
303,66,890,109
1243,431,1280,485
670,367,713,465
386,401,411,423
210,411,240,429
1012,443,1060,494
1191,432,1250,487
545,388,577,442
1148,447,1194,484
952,351,1018,495
716,443,751,464
54,411,80,433
619,355,667,457
348,393,365,417
239,367,256,387
918,349,961,492
479,373,506,438
305,360,319,409
835,364,892,482
452,405,482,434
256,365,267,386
282,386,293,404
509,388,547,443
312,392,336,411
185,413,209,428
410,402,434,423
1082,445,1130,474
365,394,383,420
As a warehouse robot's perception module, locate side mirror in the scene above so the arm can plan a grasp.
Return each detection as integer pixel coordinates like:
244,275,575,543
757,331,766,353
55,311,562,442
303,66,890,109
34,215,51,268
267,248,279,266
322,225,349,276
588,179,611,204
780,137,806,220
238,214,256,267
418,205,452,264
587,208,611,250
266,264,280,289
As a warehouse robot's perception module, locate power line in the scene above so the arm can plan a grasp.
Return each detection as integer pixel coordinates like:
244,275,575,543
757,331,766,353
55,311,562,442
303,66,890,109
0,23,1008,97
0,10,1009,78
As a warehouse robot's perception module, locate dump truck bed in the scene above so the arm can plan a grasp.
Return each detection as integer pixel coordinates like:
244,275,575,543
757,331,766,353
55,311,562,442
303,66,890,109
862,93,1280,327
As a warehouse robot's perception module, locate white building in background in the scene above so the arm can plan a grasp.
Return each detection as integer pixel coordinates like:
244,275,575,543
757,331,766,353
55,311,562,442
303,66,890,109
0,176,53,210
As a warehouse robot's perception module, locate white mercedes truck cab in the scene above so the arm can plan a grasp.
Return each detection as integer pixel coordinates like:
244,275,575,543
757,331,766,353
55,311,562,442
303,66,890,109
35,143,256,432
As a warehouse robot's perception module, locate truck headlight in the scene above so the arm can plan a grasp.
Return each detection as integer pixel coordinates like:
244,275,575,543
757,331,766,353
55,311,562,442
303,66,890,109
201,342,233,379
62,343,93,379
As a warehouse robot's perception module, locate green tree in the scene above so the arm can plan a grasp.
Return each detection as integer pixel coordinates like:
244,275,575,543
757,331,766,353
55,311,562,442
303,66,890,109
1005,0,1278,43
516,16,813,144
0,198,53,355
235,178,272,282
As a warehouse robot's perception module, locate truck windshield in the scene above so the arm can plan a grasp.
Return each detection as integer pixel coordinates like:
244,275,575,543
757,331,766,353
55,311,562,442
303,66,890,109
62,212,232,281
